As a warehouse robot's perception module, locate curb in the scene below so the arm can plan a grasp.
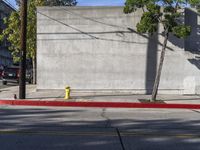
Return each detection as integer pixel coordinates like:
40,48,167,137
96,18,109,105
1,100,200,109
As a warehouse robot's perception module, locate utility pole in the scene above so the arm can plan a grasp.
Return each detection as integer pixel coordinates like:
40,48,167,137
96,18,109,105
19,0,27,99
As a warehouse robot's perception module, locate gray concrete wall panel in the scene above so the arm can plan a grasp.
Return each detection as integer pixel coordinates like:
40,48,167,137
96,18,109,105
37,7,200,94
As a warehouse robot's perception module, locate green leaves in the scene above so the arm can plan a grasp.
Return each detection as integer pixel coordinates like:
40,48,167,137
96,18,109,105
0,11,20,63
163,6,176,13
172,25,191,38
124,0,200,38
162,13,179,32
189,0,200,12
1,0,77,63
136,12,159,33
124,1,161,34
124,0,151,13
146,3,160,14
44,0,77,6
124,5,135,13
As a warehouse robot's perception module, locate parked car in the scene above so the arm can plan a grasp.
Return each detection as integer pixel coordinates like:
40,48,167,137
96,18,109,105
0,65,4,79
1,66,33,85
0,69,3,79
1,66,20,85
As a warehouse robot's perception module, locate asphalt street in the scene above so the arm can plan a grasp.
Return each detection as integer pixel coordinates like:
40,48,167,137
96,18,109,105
1,106,200,150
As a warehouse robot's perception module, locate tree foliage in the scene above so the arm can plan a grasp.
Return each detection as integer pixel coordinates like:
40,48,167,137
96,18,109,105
0,0,77,63
124,0,200,100
44,0,77,6
0,12,20,62
124,0,200,37
16,0,77,6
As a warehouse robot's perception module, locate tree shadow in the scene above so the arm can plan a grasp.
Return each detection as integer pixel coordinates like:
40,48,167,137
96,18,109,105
1,108,200,149
185,8,200,53
185,9,200,69
37,8,200,96
188,56,200,70
145,32,158,94
145,8,200,95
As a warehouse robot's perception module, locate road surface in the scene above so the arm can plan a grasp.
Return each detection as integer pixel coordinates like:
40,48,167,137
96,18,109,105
1,106,200,150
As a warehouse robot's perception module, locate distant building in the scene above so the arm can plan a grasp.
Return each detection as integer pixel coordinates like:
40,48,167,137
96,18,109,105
0,0,15,66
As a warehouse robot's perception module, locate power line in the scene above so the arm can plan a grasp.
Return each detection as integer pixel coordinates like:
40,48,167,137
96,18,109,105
62,8,130,30
37,11,175,50
37,11,99,39
59,8,175,50
37,11,147,44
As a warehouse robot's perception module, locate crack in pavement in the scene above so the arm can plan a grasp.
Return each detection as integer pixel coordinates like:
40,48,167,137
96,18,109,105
100,108,112,128
100,109,126,150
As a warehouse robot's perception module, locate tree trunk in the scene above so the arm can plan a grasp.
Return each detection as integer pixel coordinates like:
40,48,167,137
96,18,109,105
32,56,36,84
151,29,169,101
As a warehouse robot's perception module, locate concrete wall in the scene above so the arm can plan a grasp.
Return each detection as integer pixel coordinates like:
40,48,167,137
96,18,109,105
37,6,200,94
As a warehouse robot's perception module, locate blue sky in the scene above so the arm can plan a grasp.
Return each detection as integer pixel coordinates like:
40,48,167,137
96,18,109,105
78,0,124,6
7,0,124,9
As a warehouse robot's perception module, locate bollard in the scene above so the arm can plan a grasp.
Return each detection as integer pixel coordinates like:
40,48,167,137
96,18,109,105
64,86,70,100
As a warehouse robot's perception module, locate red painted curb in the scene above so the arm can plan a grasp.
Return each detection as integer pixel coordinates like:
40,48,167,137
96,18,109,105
0,100,200,109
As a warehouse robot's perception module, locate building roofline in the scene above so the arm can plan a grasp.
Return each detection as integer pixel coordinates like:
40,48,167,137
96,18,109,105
37,6,124,11
38,6,123,8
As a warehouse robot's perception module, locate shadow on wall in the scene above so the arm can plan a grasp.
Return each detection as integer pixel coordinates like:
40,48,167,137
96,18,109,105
188,56,200,70
185,9,200,69
37,10,160,94
38,9,188,93
145,8,200,94
185,8,200,53
145,32,158,94
165,8,200,51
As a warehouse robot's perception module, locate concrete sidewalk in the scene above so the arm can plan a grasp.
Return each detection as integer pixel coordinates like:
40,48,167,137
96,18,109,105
0,85,200,104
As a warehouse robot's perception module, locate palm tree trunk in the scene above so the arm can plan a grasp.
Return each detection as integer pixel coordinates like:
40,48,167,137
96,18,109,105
151,29,169,101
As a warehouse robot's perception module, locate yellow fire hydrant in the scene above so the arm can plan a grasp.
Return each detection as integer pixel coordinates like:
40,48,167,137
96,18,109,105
64,86,70,100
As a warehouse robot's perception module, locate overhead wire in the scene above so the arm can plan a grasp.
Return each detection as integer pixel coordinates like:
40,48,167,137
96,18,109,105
59,8,174,50
37,11,148,44
61,8,130,30
37,11,99,39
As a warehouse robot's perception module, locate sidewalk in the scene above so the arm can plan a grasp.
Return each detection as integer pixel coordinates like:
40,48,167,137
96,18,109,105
1,85,200,105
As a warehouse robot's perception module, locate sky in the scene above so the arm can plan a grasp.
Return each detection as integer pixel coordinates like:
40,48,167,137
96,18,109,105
6,0,125,9
78,0,124,6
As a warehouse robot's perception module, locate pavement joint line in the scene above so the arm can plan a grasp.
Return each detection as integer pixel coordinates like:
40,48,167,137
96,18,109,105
0,130,200,138
101,108,112,128
120,132,200,138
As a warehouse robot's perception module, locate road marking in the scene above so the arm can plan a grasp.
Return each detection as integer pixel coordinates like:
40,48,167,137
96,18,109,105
120,132,200,138
0,130,117,137
0,130,200,138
